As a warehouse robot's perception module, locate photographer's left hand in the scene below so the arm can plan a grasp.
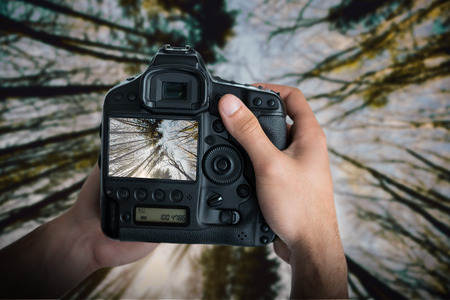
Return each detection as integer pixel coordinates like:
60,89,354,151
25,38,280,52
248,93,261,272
0,165,158,298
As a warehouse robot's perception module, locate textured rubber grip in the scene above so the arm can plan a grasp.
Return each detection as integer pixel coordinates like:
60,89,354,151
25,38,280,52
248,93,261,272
259,115,287,150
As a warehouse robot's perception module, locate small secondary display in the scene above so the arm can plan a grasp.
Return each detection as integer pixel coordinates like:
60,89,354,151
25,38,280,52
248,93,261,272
135,207,187,224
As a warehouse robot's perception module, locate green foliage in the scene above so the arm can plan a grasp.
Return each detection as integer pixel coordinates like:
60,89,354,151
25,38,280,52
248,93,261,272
327,0,413,33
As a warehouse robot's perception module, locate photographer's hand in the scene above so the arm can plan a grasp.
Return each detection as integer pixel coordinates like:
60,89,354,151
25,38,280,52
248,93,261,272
0,165,158,298
219,84,348,299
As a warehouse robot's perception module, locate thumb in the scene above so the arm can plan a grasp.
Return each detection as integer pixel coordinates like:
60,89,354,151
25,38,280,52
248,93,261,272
218,94,279,170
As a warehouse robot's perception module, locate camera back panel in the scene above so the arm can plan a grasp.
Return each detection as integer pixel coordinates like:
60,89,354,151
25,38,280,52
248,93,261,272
100,45,286,246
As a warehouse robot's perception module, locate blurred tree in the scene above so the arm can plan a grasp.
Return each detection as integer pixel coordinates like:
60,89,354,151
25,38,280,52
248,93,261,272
154,0,236,63
2,0,449,298
270,0,449,121
249,0,449,298
199,245,280,299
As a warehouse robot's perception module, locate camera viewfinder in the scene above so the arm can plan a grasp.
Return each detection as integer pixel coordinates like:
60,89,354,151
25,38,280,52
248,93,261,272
163,82,187,100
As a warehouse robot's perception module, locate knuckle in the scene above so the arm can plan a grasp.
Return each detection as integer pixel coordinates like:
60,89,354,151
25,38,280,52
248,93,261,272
288,87,305,101
302,130,328,156
302,121,327,145
294,87,306,100
237,113,261,137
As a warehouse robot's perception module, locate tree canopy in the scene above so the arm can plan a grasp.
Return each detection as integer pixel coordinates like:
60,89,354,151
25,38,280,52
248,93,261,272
1,0,448,298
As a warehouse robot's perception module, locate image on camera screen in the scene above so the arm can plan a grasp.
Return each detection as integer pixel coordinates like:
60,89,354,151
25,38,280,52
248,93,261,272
108,117,198,181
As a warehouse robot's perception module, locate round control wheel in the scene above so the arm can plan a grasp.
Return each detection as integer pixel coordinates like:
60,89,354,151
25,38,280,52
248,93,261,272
203,146,242,185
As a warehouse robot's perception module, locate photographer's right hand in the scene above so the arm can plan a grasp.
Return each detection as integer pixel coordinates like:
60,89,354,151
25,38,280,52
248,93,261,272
218,84,348,299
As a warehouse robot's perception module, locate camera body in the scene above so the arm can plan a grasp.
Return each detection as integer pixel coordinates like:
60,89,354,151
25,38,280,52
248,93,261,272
100,45,286,246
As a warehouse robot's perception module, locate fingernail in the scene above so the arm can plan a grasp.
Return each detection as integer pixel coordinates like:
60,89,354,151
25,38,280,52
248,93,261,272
221,94,242,117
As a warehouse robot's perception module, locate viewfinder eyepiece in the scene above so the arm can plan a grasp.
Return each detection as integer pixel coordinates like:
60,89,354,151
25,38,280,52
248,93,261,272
163,82,187,100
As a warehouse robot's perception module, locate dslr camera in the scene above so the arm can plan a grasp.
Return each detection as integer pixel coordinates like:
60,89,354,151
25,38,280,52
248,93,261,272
100,45,286,246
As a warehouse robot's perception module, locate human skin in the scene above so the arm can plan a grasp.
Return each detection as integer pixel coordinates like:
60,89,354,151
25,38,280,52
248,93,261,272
0,166,158,298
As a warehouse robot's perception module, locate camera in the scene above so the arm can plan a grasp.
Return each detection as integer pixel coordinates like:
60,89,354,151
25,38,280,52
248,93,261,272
100,45,287,246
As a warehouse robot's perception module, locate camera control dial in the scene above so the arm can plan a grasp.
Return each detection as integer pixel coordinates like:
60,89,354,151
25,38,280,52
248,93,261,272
202,146,242,185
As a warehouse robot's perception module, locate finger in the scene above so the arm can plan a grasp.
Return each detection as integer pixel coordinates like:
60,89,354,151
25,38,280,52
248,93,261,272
74,164,101,219
218,94,280,171
254,83,325,157
273,237,290,264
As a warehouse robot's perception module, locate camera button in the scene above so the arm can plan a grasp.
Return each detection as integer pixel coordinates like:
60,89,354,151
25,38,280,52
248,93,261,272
267,99,275,107
214,157,231,174
117,188,130,200
114,92,123,101
220,210,240,225
134,189,148,201
212,119,225,133
128,93,137,101
260,224,270,233
260,236,269,244
220,210,232,224
253,97,262,106
170,190,183,202
207,193,223,207
237,184,251,198
205,135,215,145
152,189,165,202
121,212,131,223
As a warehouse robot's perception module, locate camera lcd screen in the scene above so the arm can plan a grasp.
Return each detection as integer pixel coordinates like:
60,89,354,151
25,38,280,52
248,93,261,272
108,117,198,181
135,207,187,224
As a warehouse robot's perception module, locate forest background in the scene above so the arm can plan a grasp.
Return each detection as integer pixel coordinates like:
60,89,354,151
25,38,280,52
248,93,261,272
0,0,449,298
